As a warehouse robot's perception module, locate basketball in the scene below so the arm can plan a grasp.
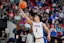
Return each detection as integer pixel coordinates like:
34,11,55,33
18,1,27,9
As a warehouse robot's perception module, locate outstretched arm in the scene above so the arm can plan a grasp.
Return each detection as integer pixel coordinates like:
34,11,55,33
42,23,51,42
20,9,33,24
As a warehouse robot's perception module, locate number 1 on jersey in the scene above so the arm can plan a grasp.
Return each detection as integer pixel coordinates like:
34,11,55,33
36,28,37,32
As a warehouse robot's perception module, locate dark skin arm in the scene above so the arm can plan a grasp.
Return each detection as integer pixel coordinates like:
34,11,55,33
20,9,33,24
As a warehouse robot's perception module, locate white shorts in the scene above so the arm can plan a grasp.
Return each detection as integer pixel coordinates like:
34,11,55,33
35,38,48,43
27,33,34,43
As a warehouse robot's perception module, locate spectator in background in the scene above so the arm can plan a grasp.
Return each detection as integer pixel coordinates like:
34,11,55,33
0,2,3,9
49,13,54,24
59,6,64,18
56,24,63,43
33,6,39,13
8,10,14,19
0,30,7,38
24,8,30,16
45,7,50,14
24,0,28,3
59,11,64,19
29,0,36,6
50,25,57,43
52,0,60,3
14,0,19,3
54,10,59,18
36,0,43,7
50,25,56,32
60,0,64,6
58,18,63,24
60,6,64,24
56,24,63,33
28,0,33,7
41,0,45,3
9,0,14,3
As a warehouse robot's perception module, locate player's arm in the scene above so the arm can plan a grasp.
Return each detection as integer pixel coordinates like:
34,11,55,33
20,9,33,24
42,23,51,41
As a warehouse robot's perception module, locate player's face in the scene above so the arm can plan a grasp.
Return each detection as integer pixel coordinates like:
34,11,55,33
34,15,40,22
21,26,25,30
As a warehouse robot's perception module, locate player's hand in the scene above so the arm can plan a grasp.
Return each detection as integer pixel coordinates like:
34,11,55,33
26,41,28,43
47,35,51,42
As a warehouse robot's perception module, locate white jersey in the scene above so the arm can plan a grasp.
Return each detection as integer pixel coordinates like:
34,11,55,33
32,22,44,38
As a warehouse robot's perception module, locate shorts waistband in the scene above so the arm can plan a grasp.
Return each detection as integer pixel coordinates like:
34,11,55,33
36,37,44,39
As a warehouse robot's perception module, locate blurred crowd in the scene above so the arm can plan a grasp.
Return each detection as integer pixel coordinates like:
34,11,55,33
0,0,64,43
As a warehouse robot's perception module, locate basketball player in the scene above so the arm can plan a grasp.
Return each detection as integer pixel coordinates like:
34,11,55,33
19,9,51,43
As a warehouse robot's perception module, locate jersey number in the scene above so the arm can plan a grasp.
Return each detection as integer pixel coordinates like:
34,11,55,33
36,28,37,32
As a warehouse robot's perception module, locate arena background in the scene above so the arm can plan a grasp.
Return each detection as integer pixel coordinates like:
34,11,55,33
0,0,64,43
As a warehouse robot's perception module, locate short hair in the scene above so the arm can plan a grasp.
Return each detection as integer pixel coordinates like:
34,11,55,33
33,14,42,21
